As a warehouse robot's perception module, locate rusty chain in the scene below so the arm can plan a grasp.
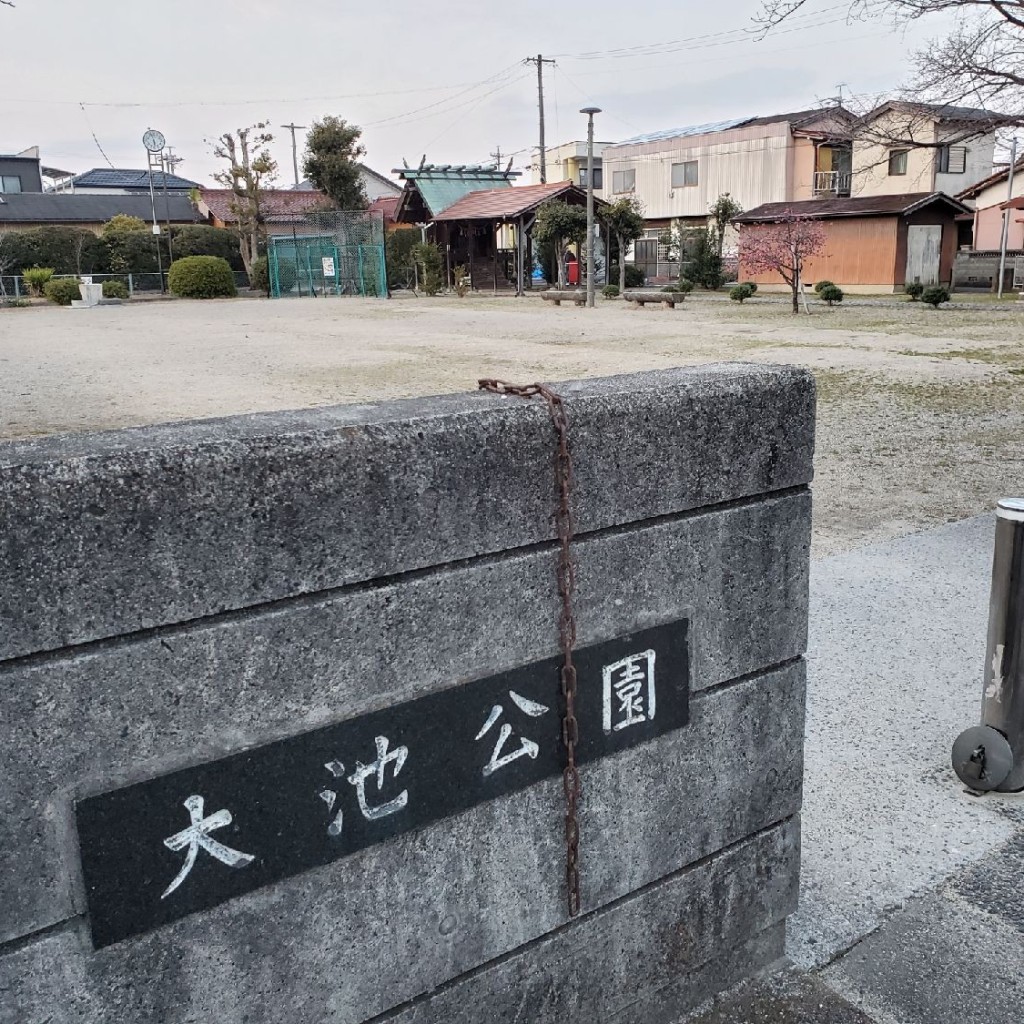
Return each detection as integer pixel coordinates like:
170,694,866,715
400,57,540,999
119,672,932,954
478,378,581,918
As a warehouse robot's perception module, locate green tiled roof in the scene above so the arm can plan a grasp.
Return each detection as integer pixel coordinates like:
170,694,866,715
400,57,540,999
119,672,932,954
396,164,517,217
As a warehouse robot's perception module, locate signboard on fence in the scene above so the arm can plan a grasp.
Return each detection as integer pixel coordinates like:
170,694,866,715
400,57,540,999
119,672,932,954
322,257,336,278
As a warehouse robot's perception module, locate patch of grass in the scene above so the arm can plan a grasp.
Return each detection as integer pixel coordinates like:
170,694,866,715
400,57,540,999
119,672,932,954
879,377,1024,414
812,369,878,403
897,346,1024,365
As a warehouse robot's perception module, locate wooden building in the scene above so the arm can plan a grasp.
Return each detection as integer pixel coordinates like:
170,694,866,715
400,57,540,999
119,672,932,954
734,192,970,293
393,163,603,292
431,181,600,292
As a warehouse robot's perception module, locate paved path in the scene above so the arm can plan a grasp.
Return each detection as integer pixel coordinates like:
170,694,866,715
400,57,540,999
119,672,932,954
688,514,1024,1022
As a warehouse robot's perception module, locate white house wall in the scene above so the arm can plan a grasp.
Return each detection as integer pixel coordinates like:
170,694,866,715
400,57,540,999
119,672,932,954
935,131,995,196
601,123,792,220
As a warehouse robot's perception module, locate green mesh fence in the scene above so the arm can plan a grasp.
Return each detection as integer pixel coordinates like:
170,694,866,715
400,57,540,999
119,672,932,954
268,209,387,298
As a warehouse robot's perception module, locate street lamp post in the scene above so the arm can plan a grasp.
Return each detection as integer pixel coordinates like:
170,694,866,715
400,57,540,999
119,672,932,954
580,106,601,308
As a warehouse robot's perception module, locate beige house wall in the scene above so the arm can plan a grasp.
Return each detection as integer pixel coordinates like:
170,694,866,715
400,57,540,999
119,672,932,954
602,122,792,221
851,113,938,197
790,138,819,201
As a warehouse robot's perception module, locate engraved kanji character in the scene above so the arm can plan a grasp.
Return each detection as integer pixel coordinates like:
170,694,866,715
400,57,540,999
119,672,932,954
475,690,550,777
160,795,254,899
602,650,656,733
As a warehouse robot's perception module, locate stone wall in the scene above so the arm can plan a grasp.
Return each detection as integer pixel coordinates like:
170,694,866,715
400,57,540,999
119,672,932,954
0,365,815,1024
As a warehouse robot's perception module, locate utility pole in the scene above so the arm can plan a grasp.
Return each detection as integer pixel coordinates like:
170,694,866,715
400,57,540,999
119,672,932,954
281,123,307,187
490,145,504,169
581,106,601,308
164,147,184,175
997,137,1018,299
524,55,555,183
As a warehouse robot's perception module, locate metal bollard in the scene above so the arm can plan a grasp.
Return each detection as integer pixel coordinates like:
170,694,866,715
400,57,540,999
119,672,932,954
953,498,1024,791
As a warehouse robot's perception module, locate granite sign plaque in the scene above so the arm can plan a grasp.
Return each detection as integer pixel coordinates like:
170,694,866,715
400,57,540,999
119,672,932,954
76,619,689,948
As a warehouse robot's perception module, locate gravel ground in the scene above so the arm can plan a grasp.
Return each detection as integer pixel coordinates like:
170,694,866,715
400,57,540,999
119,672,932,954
2,292,1022,556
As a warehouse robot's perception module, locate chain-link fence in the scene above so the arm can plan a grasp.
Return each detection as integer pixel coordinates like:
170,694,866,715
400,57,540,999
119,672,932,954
267,210,387,299
1,270,251,300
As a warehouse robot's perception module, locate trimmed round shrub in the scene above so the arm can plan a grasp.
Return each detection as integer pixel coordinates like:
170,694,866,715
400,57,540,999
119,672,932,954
813,279,834,295
43,278,82,306
102,279,129,300
674,279,694,294
23,266,55,297
904,282,925,301
921,285,950,308
819,284,844,306
168,256,237,299
602,284,620,299
729,283,755,303
739,281,758,293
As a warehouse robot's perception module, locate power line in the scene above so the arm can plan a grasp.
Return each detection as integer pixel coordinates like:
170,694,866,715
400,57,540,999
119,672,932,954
361,65,525,130
548,3,854,61
78,102,114,168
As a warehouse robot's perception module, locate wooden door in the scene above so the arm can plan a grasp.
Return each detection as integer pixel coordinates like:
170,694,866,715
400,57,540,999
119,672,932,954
906,225,942,286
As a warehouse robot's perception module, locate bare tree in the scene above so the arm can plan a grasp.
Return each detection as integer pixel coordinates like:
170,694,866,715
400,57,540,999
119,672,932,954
737,215,827,314
211,123,277,277
757,2,1024,125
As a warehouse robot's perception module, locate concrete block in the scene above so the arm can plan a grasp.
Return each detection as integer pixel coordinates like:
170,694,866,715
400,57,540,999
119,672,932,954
0,493,809,942
381,824,798,1024
0,665,804,1024
0,818,798,1024
0,364,814,660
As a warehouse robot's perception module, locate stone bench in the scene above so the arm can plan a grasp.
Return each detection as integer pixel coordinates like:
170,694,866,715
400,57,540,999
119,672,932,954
541,289,586,306
624,289,684,308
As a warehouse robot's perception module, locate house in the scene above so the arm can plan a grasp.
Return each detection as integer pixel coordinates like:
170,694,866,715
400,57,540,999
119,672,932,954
0,148,44,194
53,167,200,194
530,141,613,196
1,146,74,194
393,163,519,223
428,180,603,293
196,188,329,237
368,195,401,232
956,158,1024,250
600,108,853,278
0,192,197,233
846,102,1002,200
734,192,970,293
601,108,853,227
296,164,401,202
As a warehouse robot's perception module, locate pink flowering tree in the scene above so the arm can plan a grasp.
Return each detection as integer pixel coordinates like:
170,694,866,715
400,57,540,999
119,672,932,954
738,215,827,314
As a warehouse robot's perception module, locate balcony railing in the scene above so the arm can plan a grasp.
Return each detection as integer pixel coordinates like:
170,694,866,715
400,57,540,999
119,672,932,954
813,170,852,197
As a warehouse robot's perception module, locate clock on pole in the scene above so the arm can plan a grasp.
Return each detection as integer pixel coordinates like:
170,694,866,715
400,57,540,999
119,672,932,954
142,129,166,153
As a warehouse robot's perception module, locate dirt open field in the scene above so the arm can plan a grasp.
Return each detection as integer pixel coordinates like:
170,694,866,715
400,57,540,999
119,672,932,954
2,292,1022,556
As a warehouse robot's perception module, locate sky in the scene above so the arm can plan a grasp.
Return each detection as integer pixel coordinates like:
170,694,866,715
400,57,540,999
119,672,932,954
1,0,956,189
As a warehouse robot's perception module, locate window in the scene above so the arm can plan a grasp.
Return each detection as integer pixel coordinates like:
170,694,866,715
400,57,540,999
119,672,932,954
938,145,967,174
612,168,635,193
579,167,603,189
888,149,909,176
0,175,22,193
671,161,699,188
